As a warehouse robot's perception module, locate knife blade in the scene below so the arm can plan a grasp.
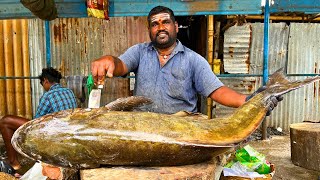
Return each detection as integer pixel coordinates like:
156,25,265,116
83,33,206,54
88,84,103,109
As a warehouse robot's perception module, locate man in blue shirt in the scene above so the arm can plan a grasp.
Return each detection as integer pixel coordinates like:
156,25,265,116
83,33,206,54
91,6,282,114
0,67,77,172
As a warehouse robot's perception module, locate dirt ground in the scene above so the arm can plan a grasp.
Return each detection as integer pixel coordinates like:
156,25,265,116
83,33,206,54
247,135,320,180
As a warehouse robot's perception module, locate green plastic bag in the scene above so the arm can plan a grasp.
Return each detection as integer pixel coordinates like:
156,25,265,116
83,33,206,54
228,145,271,174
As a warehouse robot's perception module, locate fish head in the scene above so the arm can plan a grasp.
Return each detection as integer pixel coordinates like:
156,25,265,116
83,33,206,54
11,108,103,169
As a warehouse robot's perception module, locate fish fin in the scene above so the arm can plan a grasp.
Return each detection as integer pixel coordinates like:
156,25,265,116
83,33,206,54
172,111,208,120
105,96,153,111
182,141,234,148
172,111,199,117
266,68,290,87
265,68,320,97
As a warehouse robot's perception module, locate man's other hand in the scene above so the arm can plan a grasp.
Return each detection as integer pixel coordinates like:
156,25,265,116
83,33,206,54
246,86,283,116
266,96,284,116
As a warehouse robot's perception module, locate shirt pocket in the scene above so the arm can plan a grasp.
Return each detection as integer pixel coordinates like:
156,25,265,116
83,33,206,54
164,65,192,100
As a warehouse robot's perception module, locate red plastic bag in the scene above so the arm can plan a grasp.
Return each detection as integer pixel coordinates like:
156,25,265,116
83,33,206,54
87,0,109,20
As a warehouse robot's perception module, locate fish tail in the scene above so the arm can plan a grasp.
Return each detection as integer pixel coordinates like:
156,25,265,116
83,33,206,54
264,68,320,97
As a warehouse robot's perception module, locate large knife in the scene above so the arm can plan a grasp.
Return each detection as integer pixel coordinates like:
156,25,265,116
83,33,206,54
87,75,104,108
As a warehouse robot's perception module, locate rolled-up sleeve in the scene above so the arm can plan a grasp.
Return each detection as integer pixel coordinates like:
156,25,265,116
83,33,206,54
119,44,141,72
193,54,224,97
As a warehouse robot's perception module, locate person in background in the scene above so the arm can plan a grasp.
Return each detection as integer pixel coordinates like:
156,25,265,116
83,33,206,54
0,67,77,174
90,5,282,114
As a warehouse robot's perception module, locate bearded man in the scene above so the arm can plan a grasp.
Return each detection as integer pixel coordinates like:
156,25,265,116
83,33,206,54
90,5,281,114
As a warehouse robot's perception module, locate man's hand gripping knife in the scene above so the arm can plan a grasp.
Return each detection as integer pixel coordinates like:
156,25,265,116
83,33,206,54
245,86,283,116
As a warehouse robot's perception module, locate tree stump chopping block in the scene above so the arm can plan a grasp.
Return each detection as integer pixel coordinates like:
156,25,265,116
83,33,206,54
290,122,320,171
80,160,217,180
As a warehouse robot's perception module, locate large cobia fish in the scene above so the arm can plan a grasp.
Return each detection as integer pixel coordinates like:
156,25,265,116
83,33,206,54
12,68,320,169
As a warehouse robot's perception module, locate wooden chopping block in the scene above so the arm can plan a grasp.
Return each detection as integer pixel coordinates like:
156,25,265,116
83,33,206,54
290,122,320,171
80,160,217,180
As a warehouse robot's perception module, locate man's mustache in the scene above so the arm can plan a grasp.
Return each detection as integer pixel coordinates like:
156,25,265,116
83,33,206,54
156,30,169,36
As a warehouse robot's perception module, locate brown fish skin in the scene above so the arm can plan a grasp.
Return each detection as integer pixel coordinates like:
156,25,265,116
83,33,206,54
12,108,231,169
11,68,320,169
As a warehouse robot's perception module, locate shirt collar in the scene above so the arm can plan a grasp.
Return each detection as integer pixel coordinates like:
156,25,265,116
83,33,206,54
147,40,184,54
49,83,61,91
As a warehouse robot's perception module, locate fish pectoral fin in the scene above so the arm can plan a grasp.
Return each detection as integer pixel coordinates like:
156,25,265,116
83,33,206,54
181,139,235,148
104,96,153,111
80,163,101,169
172,111,191,117
187,142,234,148
172,111,207,118
266,68,290,86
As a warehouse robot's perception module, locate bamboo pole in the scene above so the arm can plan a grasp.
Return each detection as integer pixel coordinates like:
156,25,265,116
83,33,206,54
0,21,7,116
21,20,32,119
13,20,25,117
207,15,214,119
3,20,16,115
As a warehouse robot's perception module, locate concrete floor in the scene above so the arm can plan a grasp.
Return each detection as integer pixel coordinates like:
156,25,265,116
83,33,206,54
247,135,320,180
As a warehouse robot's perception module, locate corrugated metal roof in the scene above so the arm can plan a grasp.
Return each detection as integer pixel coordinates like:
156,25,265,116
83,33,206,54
221,22,319,131
283,23,320,125
108,0,262,16
248,22,291,131
0,19,33,119
28,19,46,117
223,22,289,74
49,16,149,105
0,0,262,19
2,17,150,117
249,22,289,74
277,22,320,128
223,24,252,74
49,16,149,75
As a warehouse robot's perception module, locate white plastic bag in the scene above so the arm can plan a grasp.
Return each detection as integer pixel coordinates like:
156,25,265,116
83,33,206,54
20,162,47,180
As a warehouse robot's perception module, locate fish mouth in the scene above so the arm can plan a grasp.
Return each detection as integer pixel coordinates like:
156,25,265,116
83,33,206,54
12,124,37,161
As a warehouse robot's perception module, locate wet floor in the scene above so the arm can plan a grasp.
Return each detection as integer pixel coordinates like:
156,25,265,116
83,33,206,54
248,135,320,180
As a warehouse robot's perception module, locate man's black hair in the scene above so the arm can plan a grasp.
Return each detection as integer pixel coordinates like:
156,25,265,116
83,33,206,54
147,6,175,26
39,67,62,83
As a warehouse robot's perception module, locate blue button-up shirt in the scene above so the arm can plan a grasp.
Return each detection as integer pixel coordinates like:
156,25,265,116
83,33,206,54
119,40,223,114
34,83,77,118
